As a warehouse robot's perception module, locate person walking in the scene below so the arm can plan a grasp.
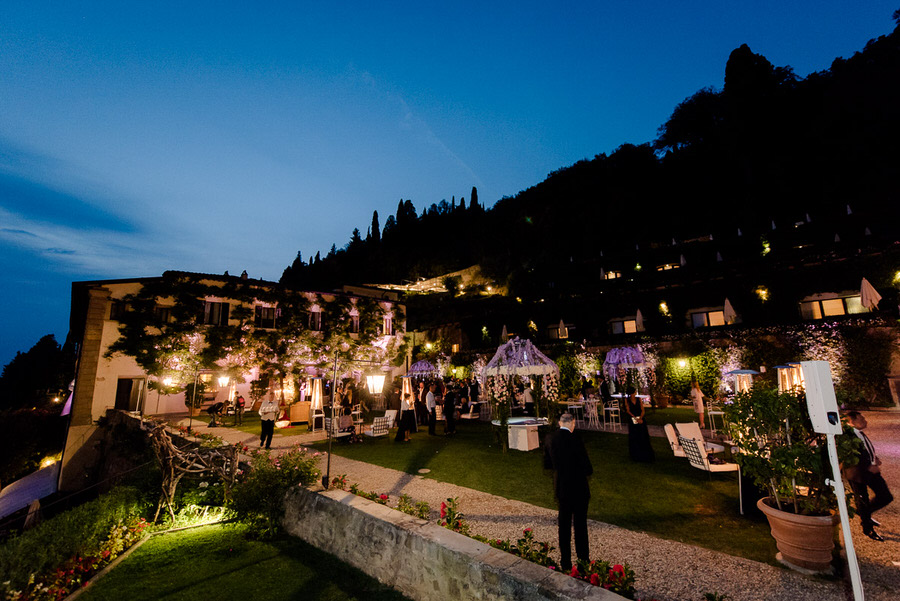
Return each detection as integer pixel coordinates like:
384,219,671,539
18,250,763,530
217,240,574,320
258,395,279,450
844,411,893,541
543,412,594,571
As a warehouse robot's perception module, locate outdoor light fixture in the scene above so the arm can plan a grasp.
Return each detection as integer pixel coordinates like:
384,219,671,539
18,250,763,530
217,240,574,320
659,301,670,317
218,376,229,387
425,342,433,350
401,375,414,400
163,377,174,387
755,286,770,302
678,359,687,368
366,374,386,395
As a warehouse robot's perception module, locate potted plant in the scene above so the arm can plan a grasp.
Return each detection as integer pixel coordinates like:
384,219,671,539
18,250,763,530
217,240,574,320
723,384,859,573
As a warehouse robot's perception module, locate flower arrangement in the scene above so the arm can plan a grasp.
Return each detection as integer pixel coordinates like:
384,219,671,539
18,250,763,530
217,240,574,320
569,560,636,598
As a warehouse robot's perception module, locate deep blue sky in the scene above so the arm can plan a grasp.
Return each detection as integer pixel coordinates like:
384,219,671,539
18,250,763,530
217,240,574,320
1,1,897,367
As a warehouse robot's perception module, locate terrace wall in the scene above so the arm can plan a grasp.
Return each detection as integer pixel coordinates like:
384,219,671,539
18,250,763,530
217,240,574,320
283,486,625,601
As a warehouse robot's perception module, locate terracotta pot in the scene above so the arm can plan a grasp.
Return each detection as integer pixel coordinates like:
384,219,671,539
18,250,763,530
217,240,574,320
757,497,839,573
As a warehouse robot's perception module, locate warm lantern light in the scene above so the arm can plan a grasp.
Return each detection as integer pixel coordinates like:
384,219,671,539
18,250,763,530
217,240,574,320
425,342,433,350
309,378,324,411
366,374,386,395
401,376,414,401
218,376,229,387
678,359,687,368
755,286,770,302
659,302,670,317
163,377,174,387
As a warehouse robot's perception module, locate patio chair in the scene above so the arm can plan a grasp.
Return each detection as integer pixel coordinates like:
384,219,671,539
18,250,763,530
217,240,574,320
460,404,479,420
603,400,621,430
707,401,726,437
584,400,601,429
383,409,398,429
363,416,391,437
678,435,743,515
664,424,686,457
675,422,725,454
323,417,351,439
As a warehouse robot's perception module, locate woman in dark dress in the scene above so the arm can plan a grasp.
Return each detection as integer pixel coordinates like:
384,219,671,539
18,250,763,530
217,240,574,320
624,386,655,463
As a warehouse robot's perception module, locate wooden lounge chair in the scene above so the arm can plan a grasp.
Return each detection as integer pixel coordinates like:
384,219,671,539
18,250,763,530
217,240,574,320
678,435,743,515
675,422,725,453
664,424,686,457
363,416,391,437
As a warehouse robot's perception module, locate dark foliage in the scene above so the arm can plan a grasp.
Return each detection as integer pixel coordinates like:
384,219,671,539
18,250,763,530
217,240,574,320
0,335,75,411
280,18,900,301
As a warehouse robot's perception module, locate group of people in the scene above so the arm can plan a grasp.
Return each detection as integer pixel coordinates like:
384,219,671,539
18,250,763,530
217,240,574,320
392,377,477,442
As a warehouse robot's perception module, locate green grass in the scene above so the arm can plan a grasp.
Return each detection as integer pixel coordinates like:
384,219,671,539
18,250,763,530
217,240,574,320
314,421,776,565
79,523,409,601
641,405,698,427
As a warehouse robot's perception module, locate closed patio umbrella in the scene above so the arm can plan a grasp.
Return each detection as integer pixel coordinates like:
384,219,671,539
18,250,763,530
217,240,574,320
860,277,882,311
635,309,644,332
723,298,737,324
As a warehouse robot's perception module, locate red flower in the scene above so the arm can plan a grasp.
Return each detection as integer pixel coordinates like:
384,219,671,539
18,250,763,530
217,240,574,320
612,564,624,574
380,494,388,500
523,527,532,533
570,566,580,577
440,502,447,518
589,573,600,586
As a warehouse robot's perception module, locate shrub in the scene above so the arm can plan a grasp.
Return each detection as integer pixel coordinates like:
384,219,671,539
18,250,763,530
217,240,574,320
228,446,320,538
0,486,147,592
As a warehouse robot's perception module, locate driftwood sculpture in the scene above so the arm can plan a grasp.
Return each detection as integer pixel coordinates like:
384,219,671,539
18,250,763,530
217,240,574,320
148,423,238,522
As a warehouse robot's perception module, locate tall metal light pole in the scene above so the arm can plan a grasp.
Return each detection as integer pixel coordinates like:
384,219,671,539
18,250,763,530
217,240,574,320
322,351,340,489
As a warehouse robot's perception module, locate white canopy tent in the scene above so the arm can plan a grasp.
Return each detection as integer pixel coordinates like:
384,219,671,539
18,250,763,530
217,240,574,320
482,337,559,378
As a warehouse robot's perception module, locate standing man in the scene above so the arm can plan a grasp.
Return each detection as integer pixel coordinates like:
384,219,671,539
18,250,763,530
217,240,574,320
259,394,279,450
844,411,893,541
426,383,437,435
543,412,593,571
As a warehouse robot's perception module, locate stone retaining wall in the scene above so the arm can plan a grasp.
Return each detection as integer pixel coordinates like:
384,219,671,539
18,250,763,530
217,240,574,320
283,486,625,601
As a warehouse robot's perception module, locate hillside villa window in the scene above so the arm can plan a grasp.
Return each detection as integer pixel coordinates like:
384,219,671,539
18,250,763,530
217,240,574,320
110,300,129,321
690,310,726,329
349,308,360,333
382,314,393,336
603,270,621,280
656,263,680,271
153,305,173,324
201,301,230,326
611,319,637,335
451,343,460,353
254,305,277,328
799,293,866,320
309,305,323,331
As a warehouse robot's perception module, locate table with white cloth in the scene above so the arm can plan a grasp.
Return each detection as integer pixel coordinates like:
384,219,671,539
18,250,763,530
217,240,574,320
611,393,651,406
492,417,549,451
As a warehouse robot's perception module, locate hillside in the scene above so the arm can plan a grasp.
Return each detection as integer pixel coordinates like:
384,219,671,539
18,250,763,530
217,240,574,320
281,17,900,300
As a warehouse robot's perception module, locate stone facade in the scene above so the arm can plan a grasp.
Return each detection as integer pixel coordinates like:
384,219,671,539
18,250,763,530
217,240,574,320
283,486,625,601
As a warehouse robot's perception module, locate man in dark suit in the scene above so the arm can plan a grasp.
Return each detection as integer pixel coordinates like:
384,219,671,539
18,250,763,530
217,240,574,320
543,412,594,571
844,411,893,541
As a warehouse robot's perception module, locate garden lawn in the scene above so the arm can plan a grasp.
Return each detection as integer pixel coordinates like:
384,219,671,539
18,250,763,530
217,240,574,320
78,523,409,601
314,421,776,565
179,412,302,438
640,405,698,427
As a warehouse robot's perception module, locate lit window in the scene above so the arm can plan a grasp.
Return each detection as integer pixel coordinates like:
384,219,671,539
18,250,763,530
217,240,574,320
799,295,865,320
656,263,680,271
383,314,393,336
349,308,360,333
451,343,460,353
603,271,621,280
611,319,637,334
691,310,726,329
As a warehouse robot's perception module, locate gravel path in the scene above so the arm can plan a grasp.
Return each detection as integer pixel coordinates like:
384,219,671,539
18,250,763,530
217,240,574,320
180,410,900,601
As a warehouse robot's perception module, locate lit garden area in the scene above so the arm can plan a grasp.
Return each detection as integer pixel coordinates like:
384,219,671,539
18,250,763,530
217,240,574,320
311,419,776,564
77,523,410,601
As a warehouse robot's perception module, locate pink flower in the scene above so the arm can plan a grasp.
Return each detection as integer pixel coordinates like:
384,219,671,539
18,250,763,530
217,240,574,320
549,566,556,570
